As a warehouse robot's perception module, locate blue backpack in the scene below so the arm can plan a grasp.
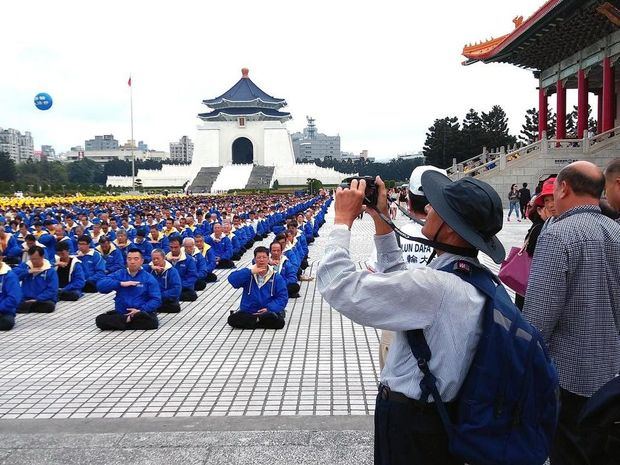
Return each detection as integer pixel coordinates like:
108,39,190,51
407,260,560,465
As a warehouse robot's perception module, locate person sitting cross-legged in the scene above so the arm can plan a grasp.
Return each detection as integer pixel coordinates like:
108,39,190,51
208,223,235,269
76,234,106,292
0,253,22,330
55,241,86,301
166,236,198,301
183,237,216,291
227,246,288,330
15,245,58,313
96,236,124,275
95,248,160,330
269,240,300,298
194,234,218,283
148,248,182,313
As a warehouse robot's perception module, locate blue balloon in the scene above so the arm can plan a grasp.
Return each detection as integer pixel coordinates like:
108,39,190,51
34,92,53,111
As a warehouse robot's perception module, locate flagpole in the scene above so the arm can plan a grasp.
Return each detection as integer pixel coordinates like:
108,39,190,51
129,75,135,191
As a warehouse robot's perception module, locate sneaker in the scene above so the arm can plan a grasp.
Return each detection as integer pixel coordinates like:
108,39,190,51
507,217,511,222
517,219,521,222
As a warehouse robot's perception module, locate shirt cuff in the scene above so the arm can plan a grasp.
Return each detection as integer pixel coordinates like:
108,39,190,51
328,228,351,250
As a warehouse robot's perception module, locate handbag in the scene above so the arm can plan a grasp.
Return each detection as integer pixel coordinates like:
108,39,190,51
498,239,532,297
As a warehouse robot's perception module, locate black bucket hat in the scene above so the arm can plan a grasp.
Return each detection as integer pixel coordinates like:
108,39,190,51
421,171,506,264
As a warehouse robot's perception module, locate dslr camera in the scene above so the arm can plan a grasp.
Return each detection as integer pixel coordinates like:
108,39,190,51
339,176,378,208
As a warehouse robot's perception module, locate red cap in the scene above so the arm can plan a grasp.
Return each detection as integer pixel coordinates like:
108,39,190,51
534,177,556,207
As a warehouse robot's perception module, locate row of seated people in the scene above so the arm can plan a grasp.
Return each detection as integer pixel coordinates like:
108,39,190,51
0,196,332,331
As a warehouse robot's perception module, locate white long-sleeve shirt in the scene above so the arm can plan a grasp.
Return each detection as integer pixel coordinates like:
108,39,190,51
318,228,486,402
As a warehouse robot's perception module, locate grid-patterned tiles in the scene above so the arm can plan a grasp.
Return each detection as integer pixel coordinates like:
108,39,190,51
0,207,528,420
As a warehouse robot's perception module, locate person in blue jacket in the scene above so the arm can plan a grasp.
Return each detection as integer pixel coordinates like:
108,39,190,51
0,253,22,330
183,237,216,291
96,248,160,330
15,245,58,313
55,241,85,301
96,236,124,274
194,235,217,282
166,236,198,301
269,241,300,298
147,225,169,253
208,223,235,269
76,235,106,292
149,249,182,313
227,246,288,330
0,228,22,265
132,228,154,264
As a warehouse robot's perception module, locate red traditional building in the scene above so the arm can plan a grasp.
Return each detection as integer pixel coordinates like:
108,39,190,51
463,0,620,139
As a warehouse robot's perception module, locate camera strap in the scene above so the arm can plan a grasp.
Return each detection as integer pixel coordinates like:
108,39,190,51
374,208,478,259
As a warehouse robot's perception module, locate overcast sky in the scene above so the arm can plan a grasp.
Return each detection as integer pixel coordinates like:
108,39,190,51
2,0,570,159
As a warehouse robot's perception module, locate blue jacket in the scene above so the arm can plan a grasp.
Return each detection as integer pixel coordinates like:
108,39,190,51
97,268,161,314
56,257,86,296
148,261,181,302
15,259,59,303
96,244,125,274
166,250,198,289
55,236,76,254
207,235,233,261
0,264,21,316
131,239,153,264
199,243,217,274
1,234,22,259
228,268,288,314
147,234,169,254
188,248,208,279
303,222,314,243
274,256,298,286
77,250,106,283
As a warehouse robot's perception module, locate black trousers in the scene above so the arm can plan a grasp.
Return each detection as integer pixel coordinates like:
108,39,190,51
17,300,56,313
520,201,528,218
216,259,235,269
157,299,181,313
550,388,590,465
180,287,198,302
374,385,462,465
301,258,309,270
195,278,207,291
83,281,98,293
95,310,158,330
58,290,81,301
228,311,285,330
4,257,19,266
232,252,242,261
205,272,217,282
287,283,300,298
0,314,15,331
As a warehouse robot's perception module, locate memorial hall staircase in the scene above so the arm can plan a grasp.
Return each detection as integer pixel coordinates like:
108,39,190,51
209,164,254,193
190,167,222,193
245,166,275,189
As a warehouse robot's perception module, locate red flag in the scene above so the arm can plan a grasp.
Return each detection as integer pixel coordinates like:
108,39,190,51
128,76,132,87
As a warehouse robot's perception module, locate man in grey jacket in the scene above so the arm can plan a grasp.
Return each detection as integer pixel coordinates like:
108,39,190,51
318,173,505,465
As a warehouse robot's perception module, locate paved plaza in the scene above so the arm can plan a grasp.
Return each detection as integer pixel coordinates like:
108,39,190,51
0,205,529,464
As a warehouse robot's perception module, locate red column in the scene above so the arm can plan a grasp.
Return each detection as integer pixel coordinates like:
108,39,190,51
556,80,566,139
602,57,614,132
538,86,548,140
577,69,589,137
598,92,603,133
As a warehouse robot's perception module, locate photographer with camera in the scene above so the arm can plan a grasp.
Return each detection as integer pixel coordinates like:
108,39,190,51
318,173,506,465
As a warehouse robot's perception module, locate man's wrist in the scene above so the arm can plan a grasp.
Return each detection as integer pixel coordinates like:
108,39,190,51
332,222,351,231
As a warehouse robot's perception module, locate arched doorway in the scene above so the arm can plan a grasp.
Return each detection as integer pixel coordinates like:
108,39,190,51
232,137,253,164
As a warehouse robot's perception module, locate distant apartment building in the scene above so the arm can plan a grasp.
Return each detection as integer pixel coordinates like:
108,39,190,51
169,136,194,163
62,148,169,163
41,145,56,161
291,117,340,161
0,128,34,163
85,134,118,151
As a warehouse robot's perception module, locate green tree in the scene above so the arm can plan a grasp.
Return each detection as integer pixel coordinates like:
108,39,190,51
481,105,517,149
68,159,102,184
567,105,597,136
461,108,485,159
0,152,17,182
519,107,555,143
423,116,463,168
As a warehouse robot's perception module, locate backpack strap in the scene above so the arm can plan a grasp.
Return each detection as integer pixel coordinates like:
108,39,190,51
405,260,497,436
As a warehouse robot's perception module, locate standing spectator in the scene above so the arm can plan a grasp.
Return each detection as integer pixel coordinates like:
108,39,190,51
604,158,620,220
507,183,521,222
523,161,620,464
518,182,531,218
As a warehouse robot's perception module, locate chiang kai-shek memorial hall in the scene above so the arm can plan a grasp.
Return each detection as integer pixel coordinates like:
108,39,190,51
107,68,353,191
449,0,620,201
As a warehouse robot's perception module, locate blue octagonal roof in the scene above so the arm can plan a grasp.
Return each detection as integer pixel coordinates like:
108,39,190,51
203,68,286,110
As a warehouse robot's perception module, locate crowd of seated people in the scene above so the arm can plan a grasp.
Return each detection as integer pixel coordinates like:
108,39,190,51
0,192,332,331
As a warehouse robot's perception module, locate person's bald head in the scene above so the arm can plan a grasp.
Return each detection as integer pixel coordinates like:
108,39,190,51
554,161,605,215
604,158,620,212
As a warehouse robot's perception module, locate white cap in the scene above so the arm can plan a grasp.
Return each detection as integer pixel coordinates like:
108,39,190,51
409,165,447,196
